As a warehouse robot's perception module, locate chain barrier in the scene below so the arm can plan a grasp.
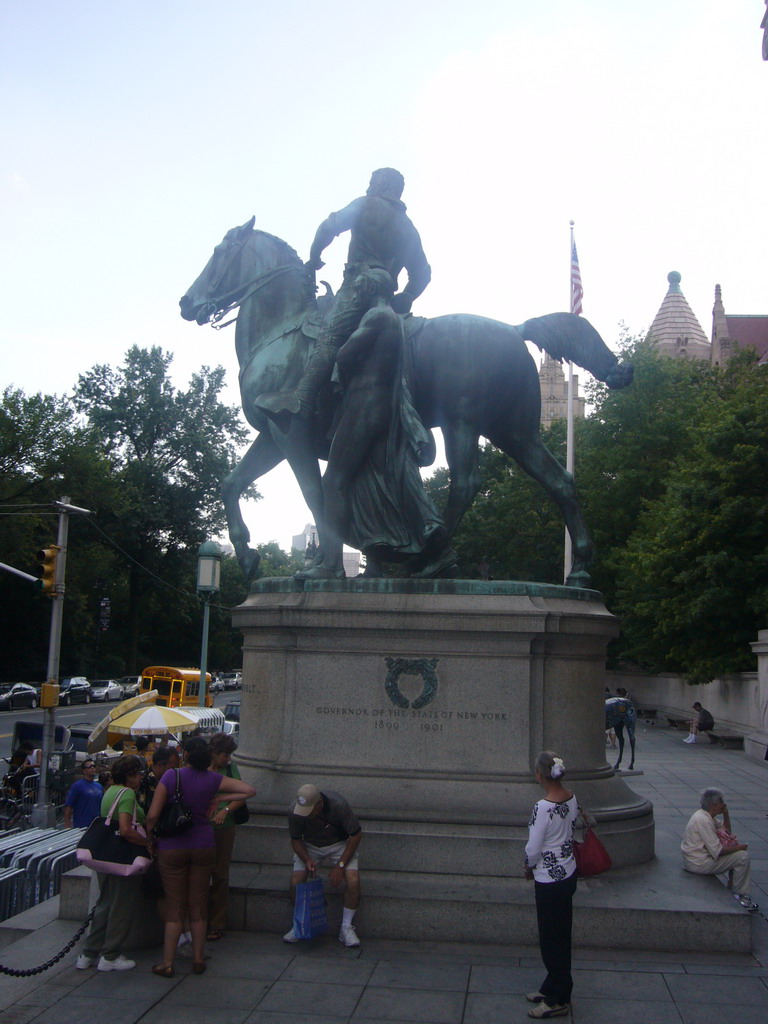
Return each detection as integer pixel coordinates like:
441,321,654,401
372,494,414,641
0,905,96,977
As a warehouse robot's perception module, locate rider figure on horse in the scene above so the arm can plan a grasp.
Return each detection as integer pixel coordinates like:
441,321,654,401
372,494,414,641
255,168,431,420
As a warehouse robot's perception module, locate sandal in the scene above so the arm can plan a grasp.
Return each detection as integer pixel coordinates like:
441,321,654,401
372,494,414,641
152,964,175,978
206,929,224,941
192,961,207,975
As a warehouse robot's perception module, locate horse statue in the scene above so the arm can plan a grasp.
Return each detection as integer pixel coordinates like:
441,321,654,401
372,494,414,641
180,219,633,583
605,697,636,770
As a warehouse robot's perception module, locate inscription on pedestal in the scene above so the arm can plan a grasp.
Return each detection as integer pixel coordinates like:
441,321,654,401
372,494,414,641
314,704,508,734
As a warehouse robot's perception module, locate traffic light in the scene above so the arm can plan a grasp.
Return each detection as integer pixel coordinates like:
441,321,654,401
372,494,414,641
37,544,61,597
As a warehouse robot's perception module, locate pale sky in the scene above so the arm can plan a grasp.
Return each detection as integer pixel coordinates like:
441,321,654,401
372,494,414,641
2,1,766,552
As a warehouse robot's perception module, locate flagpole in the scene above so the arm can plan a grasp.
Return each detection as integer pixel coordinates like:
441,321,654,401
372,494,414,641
564,222,576,583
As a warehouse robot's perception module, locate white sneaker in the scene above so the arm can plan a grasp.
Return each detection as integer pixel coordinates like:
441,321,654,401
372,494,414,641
339,924,360,947
97,954,136,971
683,736,695,743
283,927,299,943
75,954,97,969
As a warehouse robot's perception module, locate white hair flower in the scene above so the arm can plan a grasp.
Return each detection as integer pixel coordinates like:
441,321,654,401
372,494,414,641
551,756,565,778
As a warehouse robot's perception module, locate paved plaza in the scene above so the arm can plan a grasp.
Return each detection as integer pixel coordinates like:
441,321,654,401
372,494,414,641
0,722,766,1023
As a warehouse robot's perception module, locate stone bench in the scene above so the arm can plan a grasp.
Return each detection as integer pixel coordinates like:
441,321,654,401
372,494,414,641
667,716,689,730
706,731,745,750
636,706,658,724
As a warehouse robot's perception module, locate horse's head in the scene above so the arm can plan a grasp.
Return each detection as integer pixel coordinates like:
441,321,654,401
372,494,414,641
180,218,314,329
180,217,258,325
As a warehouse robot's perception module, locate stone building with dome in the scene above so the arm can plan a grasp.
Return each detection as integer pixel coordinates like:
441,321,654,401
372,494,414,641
647,271,768,367
647,271,711,360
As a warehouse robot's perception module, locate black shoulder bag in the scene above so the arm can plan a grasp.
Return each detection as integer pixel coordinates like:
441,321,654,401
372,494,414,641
153,768,194,838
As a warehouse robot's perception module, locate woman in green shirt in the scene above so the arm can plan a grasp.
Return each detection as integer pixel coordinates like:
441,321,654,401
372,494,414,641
75,754,151,971
206,733,247,940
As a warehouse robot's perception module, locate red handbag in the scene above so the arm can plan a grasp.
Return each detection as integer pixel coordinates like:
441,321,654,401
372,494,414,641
573,808,612,877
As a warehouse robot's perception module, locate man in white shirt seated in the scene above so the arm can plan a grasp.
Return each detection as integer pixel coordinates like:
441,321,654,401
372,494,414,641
680,787,758,911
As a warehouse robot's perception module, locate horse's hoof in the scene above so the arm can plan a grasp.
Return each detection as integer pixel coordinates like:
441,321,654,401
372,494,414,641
410,547,459,579
294,566,346,580
241,549,260,581
565,570,592,589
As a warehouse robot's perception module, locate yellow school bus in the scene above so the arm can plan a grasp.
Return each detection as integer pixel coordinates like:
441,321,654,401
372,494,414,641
139,666,213,708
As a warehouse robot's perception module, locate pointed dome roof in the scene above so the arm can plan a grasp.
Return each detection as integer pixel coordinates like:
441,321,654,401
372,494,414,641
647,271,710,360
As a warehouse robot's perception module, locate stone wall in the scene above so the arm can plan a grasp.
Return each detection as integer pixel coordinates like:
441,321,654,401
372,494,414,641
607,628,768,764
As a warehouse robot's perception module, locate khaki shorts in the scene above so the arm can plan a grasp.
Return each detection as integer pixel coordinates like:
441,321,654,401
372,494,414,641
292,840,359,872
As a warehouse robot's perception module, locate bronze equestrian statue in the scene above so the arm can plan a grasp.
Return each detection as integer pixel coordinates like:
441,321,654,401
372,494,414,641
180,187,632,585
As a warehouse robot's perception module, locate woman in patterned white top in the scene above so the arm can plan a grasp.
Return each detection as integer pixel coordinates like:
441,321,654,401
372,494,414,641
523,751,579,1019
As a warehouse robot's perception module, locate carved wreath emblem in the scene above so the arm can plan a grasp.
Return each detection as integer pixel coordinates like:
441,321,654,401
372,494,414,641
384,657,439,709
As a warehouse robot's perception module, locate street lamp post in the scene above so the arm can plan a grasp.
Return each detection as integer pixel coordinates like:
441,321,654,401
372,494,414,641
196,541,222,708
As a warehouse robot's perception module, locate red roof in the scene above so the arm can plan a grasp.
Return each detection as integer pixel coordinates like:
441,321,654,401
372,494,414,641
724,315,768,362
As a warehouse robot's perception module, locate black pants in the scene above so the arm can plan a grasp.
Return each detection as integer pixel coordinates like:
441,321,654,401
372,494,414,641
534,872,577,1005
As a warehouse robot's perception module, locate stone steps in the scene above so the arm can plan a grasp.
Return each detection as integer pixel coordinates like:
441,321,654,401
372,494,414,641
223,861,752,954
235,810,653,875
4,854,751,958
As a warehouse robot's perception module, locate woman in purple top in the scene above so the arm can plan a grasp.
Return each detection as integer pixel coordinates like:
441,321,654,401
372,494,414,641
145,736,255,977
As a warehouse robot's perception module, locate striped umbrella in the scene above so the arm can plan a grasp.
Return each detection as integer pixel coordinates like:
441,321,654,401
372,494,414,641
87,689,160,753
108,704,225,736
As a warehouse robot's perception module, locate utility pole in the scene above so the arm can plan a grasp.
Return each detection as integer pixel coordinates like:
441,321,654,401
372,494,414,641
31,498,91,827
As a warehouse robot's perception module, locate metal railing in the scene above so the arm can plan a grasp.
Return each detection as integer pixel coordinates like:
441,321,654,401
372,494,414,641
0,827,85,922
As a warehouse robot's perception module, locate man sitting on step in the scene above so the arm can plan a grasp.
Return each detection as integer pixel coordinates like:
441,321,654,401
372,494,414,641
283,783,363,947
683,701,714,743
681,787,758,911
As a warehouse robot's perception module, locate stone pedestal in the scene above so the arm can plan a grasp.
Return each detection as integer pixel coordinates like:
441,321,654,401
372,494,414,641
232,579,654,878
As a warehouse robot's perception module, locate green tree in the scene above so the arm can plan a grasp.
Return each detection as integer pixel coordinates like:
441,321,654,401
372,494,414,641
577,336,719,606
0,386,115,679
207,553,249,671
73,346,251,670
254,541,305,579
612,358,768,682
424,423,566,582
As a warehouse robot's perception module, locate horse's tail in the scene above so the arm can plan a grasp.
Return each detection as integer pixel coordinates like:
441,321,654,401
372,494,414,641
516,313,633,390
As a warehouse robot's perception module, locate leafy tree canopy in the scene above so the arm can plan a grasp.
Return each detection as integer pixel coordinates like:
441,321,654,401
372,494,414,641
610,356,768,682
424,422,566,583
424,336,767,682
0,347,261,679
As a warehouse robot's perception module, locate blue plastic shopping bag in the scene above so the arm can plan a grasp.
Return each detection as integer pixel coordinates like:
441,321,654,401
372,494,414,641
293,875,329,939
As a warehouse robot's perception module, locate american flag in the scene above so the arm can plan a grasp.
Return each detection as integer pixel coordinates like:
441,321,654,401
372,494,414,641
570,238,583,316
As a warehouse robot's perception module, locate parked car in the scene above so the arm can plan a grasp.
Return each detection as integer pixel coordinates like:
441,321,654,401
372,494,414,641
117,676,141,697
58,677,92,705
222,672,241,691
90,679,124,702
224,700,240,723
222,720,239,743
0,682,40,712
